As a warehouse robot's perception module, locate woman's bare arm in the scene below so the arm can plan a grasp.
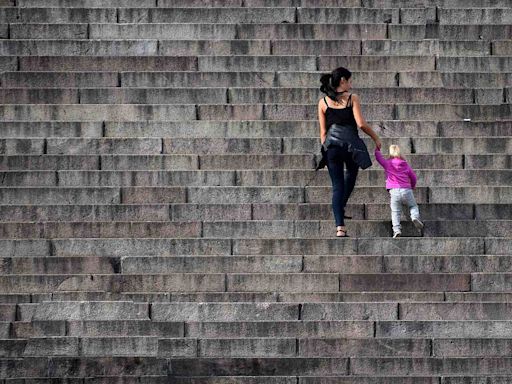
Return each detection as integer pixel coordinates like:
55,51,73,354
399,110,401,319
352,94,382,149
318,98,328,145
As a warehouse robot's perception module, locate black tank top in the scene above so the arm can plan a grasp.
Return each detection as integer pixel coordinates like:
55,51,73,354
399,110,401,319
324,95,357,128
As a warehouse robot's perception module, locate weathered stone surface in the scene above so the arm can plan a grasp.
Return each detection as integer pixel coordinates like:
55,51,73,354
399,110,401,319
118,7,296,23
91,23,236,39
358,238,484,255
302,303,398,320
0,40,159,56
0,256,116,274
227,273,339,292
383,255,512,273
82,336,159,357
197,338,296,357
400,303,512,320
0,105,196,122
23,337,80,357
319,55,435,71
0,122,103,138
439,8,512,24
199,56,317,71
20,56,198,71
339,274,470,292
168,358,349,376
122,256,302,273
377,320,512,338
52,238,231,256
433,339,512,357
0,8,117,23
0,204,168,222
299,338,430,357
351,357,512,375
67,320,183,337
152,303,299,321
233,238,357,255
10,23,88,39
30,301,149,321
187,321,373,338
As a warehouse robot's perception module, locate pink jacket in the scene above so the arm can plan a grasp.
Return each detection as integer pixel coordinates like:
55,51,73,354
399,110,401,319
375,148,417,189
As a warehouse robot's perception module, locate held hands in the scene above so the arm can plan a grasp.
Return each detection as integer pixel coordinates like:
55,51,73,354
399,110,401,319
374,137,382,150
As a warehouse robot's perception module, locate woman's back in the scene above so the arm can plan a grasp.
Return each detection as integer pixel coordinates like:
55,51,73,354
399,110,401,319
324,94,357,128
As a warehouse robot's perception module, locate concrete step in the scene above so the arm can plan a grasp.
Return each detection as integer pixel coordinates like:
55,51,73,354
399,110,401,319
120,71,396,88
0,237,498,257
3,120,511,138
378,320,512,338
3,103,509,121
1,356,512,378
11,0,512,7
400,71,512,88
1,39,502,57
17,55,511,72
1,169,508,187
2,186,510,205
361,40,492,56
0,187,123,204
0,273,226,294
390,24,512,41
14,336,505,358
0,237,495,259
284,137,512,154
6,136,512,155
57,121,512,138
0,87,491,105
0,122,104,138
0,273,472,295
0,221,204,238
2,203,507,222
25,301,149,321
0,356,171,377
88,23,388,40
0,204,171,222
16,0,158,7
439,8,512,25
0,7,118,23
2,219,508,238
9,319,183,338
438,56,512,72
0,104,197,122
40,291,278,303
4,254,512,275
184,320,512,338
0,40,161,56
19,56,198,71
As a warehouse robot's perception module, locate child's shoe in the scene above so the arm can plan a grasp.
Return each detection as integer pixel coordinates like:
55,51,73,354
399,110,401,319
393,232,401,238
412,218,424,230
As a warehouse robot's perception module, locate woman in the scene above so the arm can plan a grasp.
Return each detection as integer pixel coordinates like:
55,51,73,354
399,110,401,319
317,66,382,237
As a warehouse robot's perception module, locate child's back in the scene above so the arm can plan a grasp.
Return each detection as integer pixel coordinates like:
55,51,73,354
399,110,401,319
375,145,422,238
375,147,417,190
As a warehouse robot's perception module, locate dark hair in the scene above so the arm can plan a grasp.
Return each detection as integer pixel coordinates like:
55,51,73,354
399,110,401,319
320,66,352,100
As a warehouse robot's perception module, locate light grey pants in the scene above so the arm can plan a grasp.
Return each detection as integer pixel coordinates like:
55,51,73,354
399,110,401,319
389,188,420,234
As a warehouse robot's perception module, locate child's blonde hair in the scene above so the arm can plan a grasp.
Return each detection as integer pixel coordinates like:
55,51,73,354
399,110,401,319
389,144,402,158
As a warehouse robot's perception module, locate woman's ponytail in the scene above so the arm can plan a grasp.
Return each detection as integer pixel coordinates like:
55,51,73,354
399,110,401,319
320,73,337,100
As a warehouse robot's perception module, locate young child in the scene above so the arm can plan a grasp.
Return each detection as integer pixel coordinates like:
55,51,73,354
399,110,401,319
375,144,424,238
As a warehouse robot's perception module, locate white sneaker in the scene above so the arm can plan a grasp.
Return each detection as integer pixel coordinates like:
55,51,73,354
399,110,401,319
393,232,401,238
412,218,424,230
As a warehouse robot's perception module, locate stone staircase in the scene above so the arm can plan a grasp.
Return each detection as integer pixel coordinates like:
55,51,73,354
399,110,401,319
0,0,511,381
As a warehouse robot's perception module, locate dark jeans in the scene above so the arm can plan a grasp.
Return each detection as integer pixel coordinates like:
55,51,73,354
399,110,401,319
326,144,359,226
